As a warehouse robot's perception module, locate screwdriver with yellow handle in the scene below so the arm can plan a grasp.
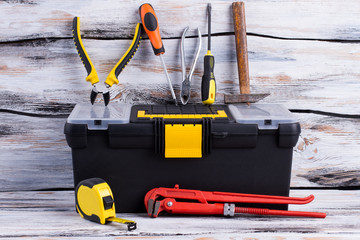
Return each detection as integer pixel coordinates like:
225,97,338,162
139,3,177,105
202,3,216,105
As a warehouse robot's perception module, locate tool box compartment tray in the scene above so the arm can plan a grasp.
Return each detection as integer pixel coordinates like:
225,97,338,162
65,103,300,213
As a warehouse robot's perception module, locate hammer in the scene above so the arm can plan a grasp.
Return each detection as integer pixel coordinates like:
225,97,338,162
224,2,269,104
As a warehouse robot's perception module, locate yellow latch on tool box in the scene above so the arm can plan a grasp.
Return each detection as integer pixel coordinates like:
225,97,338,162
165,124,202,158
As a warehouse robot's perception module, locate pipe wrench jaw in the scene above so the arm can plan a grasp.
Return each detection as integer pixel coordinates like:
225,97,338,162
144,188,172,218
148,200,162,218
147,198,175,218
144,188,159,217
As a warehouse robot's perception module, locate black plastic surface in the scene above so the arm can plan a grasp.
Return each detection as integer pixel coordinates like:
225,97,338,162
202,55,216,102
130,104,233,123
278,122,301,148
103,196,114,210
64,123,88,149
66,105,300,213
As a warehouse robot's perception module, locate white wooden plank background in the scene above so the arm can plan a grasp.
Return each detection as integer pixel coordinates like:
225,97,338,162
1,36,360,113
0,111,359,191
1,0,360,41
0,189,359,239
1,0,360,238
1,0,360,190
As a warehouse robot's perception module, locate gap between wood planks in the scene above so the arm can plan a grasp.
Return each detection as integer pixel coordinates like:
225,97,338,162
1,32,359,119
5,185,360,192
1,108,359,119
1,32,360,45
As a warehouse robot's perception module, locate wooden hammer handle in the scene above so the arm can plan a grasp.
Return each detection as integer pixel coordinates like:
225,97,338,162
232,2,250,94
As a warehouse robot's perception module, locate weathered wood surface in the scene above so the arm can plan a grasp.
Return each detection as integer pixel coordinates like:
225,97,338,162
1,36,360,113
0,0,359,192
292,113,360,188
0,111,359,191
0,189,359,239
1,0,360,41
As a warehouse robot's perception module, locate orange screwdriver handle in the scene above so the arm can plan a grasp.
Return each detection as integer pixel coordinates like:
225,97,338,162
139,3,165,55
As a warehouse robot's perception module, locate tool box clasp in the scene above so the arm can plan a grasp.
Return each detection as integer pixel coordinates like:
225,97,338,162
165,124,202,158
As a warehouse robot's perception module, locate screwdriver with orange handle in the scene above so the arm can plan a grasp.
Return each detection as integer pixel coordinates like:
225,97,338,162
139,3,177,105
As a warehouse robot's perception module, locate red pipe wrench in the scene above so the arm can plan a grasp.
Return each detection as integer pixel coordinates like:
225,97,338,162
144,185,326,218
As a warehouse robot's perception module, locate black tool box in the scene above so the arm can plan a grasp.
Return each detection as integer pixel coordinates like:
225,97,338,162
64,103,300,213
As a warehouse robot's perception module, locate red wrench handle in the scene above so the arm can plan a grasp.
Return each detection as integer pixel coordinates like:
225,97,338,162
160,199,326,218
145,186,314,206
236,207,326,218
163,199,224,215
204,191,315,205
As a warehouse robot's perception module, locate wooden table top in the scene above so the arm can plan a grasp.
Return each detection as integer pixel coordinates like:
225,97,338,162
0,189,359,239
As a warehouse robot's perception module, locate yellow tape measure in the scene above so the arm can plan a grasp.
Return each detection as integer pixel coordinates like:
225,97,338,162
75,178,136,231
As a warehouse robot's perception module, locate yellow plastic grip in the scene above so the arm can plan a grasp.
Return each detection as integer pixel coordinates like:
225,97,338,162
72,17,99,85
201,54,216,105
105,23,142,87
76,181,115,224
202,79,216,104
165,124,202,158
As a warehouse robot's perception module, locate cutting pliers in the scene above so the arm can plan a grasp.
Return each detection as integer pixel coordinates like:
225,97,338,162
180,27,202,105
72,17,142,105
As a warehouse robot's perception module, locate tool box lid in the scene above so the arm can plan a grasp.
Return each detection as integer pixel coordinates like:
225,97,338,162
228,104,298,129
67,103,132,130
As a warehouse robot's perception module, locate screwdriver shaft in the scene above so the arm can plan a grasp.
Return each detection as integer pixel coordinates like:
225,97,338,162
159,54,177,105
207,3,211,51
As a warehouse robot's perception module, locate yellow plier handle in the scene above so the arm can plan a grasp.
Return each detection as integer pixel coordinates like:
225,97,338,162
73,17,142,89
72,17,99,85
105,23,142,87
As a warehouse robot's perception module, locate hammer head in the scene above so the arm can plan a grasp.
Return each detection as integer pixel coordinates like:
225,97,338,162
224,93,270,104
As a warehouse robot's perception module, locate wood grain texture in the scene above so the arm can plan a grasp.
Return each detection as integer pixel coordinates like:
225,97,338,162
1,0,360,41
1,36,360,113
0,190,359,238
0,112,73,191
0,0,359,192
0,111,359,191
292,114,360,187
232,2,250,95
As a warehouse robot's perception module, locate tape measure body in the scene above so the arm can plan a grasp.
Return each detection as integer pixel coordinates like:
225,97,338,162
75,178,137,230
75,178,115,224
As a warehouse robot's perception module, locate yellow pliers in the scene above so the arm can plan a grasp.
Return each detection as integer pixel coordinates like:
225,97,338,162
72,17,142,105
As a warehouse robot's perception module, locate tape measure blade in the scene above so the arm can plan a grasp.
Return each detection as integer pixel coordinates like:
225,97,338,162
107,217,137,230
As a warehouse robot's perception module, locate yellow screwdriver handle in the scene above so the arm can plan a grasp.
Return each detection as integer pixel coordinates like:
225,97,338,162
202,4,216,105
202,51,216,104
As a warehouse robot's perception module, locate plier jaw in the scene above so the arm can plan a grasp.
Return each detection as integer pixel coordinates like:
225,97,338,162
180,78,191,105
180,27,202,105
90,84,110,106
